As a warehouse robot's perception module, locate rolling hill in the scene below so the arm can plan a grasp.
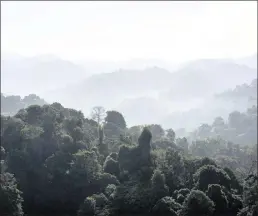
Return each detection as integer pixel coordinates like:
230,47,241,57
42,58,257,120
1,54,90,96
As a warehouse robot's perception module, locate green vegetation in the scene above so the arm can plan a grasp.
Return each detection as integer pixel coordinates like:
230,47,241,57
0,101,257,216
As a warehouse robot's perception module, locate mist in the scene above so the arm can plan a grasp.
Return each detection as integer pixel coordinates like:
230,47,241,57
1,2,257,216
1,1,257,128
1,1,257,131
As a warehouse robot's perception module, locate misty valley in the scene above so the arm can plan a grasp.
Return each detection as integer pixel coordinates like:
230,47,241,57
1,54,257,216
1,1,257,216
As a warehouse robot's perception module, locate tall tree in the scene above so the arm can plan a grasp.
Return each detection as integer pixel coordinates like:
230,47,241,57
90,106,106,125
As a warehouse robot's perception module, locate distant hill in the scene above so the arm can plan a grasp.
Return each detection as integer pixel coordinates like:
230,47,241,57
1,54,90,96
215,78,257,101
2,53,256,130
44,58,257,118
233,53,257,69
116,97,169,126
165,59,257,100
43,67,173,110
160,78,257,130
1,93,47,116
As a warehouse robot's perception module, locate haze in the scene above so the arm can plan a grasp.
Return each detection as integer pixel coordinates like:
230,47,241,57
1,2,258,215
1,1,257,131
2,1,257,62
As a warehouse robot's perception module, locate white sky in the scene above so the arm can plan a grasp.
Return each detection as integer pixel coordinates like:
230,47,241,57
1,1,257,62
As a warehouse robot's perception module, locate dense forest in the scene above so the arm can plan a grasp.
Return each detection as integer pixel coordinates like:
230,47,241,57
0,102,257,216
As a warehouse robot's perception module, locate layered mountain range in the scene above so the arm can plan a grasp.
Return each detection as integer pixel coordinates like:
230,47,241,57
1,53,257,129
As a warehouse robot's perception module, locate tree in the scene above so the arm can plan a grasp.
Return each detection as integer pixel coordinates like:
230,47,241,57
212,116,225,128
194,165,231,191
166,128,176,142
228,111,245,133
152,196,180,216
70,150,101,185
1,95,24,115
207,184,228,214
26,105,43,125
3,99,256,216
90,106,106,125
159,148,186,192
23,94,46,107
223,167,242,194
91,193,108,208
197,124,212,138
103,156,120,177
151,169,169,202
104,184,116,198
176,137,189,152
77,197,96,216
2,117,25,152
128,125,143,143
174,188,190,203
105,111,126,129
147,124,165,141
179,190,214,216
0,172,24,216
104,111,127,138
238,175,258,216
118,127,154,177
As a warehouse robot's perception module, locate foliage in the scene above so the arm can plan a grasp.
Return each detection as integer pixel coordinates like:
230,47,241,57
179,190,214,216
194,165,231,191
152,196,179,216
176,137,189,152
77,197,96,216
104,184,117,198
1,101,256,216
91,106,106,125
151,169,169,202
206,184,228,214
103,156,120,177
146,124,165,141
91,193,109,207
237,175,258,216
104,111,127,139
166,128,176,142
118,127,154,178
0,172,24,216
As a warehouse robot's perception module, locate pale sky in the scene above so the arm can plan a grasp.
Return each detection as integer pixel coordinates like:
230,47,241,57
1,1,257,62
